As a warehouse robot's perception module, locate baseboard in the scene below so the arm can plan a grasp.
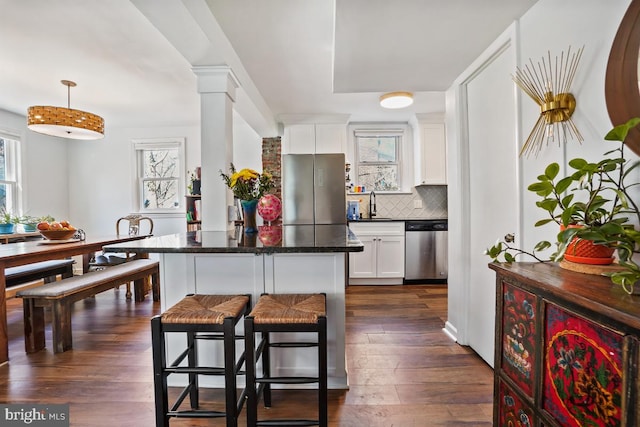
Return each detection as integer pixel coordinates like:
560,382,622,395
403,278,447,284
443,321,458,342
349,277,403,285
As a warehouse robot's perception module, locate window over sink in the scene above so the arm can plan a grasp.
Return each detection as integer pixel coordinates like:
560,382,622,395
353,127,404,192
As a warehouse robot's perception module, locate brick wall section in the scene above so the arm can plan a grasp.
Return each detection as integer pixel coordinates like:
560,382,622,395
261,137,282,201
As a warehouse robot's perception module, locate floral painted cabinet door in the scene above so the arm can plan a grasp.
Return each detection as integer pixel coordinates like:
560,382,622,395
543,304,624,426
498,379,536,426
501,283,537,397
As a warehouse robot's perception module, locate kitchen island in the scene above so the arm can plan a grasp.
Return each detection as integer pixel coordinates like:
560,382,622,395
104,224,363,389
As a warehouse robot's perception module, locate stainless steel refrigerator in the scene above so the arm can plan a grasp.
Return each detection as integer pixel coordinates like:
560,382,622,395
282,153,346,225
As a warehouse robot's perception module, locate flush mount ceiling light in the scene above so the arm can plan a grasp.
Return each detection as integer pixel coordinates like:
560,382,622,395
512,46,584,157
380,91,414,109
27,80,104,140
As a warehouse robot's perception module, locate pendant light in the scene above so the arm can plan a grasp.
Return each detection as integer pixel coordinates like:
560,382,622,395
27,80,105,140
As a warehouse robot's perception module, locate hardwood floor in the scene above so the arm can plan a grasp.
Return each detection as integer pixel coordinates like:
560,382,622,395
0,285,493,426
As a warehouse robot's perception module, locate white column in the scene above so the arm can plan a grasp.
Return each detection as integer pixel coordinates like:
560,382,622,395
192,66,239,231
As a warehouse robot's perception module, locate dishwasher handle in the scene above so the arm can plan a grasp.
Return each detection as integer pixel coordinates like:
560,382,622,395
405,220,448,232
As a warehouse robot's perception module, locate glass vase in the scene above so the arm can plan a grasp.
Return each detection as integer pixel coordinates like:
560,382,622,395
241,199,259,234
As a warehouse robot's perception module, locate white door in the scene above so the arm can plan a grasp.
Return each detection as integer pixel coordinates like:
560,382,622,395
376,235,405,278
349,235,376,278
465,40,518,366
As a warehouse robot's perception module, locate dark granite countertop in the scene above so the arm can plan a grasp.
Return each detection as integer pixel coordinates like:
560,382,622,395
103,225,364,254
349,217,447,223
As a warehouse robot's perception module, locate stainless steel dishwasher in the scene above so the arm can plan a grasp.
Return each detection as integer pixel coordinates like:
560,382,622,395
404,219,448,283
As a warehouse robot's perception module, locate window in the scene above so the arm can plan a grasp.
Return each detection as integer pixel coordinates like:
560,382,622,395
133,138,185,212
355,129,402,191
0,133,19,214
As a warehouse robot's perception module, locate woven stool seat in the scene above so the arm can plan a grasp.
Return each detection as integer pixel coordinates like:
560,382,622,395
161,294,250,325
245,293,328,426
249,293,326,324
152,293,251,427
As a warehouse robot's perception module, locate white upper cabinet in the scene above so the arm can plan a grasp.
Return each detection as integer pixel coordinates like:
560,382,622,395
314,124,346,153
283,123,347,154
284,124,316,154
414,121,447,186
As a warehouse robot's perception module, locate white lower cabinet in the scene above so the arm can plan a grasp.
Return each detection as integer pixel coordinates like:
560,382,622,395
349,222,404,285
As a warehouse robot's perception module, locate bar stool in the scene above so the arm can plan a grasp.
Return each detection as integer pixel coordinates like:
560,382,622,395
244,293,327,427
151,294,251,427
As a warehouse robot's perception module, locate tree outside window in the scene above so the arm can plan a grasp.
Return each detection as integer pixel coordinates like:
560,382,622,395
356,133,401,191
133,138,185,212
142,149,179,209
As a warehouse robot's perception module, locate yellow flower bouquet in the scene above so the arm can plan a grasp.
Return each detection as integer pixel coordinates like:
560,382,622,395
219,163,274,201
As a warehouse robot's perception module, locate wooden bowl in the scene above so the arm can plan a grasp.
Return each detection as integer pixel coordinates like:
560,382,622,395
39,229,76,240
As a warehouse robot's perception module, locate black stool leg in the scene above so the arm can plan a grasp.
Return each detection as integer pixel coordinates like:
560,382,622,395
245,317,258,426
187,330,199,408
262,330,272,407
319,316,328,427
223,316,238,427
151,316,169,427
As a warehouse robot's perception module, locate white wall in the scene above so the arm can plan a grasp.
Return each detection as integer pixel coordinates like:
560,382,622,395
0,109,69,221
517,0,634,253
446,0,632,364
67,124,200,237
232,110,263,172
65,108,264,238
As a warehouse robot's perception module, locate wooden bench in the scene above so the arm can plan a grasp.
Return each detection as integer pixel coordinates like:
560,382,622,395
17,259,160,353
5,259,75,299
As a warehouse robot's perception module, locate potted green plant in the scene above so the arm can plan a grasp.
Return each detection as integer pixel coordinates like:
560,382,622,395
0,208,20,234
187,167,201,195
486,117,640,294
19,215,41,232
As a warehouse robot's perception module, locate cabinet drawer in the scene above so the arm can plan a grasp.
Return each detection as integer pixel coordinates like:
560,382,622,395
498,379,536,427
349,222,404,236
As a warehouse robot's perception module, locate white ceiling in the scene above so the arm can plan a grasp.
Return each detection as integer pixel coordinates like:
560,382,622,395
0,0,538,135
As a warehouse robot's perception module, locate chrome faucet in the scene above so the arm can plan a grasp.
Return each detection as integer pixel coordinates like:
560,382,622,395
369,191,377,218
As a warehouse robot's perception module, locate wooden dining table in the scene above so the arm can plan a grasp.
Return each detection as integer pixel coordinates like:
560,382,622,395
0,234,148,364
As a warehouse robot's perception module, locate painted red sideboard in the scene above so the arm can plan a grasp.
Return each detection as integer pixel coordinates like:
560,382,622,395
490,262,640,426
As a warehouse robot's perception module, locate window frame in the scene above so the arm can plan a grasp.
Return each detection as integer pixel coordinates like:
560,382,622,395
0,131,20,215
353,127,404,192
132,137,186,214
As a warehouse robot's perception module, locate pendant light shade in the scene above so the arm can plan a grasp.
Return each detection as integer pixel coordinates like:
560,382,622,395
380,91,413,109
27,80,104,140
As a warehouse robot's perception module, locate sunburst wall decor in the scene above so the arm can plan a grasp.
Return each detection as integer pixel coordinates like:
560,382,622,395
513,46,584,157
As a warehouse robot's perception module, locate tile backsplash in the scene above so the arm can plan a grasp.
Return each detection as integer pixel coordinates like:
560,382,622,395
347,186,447,219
